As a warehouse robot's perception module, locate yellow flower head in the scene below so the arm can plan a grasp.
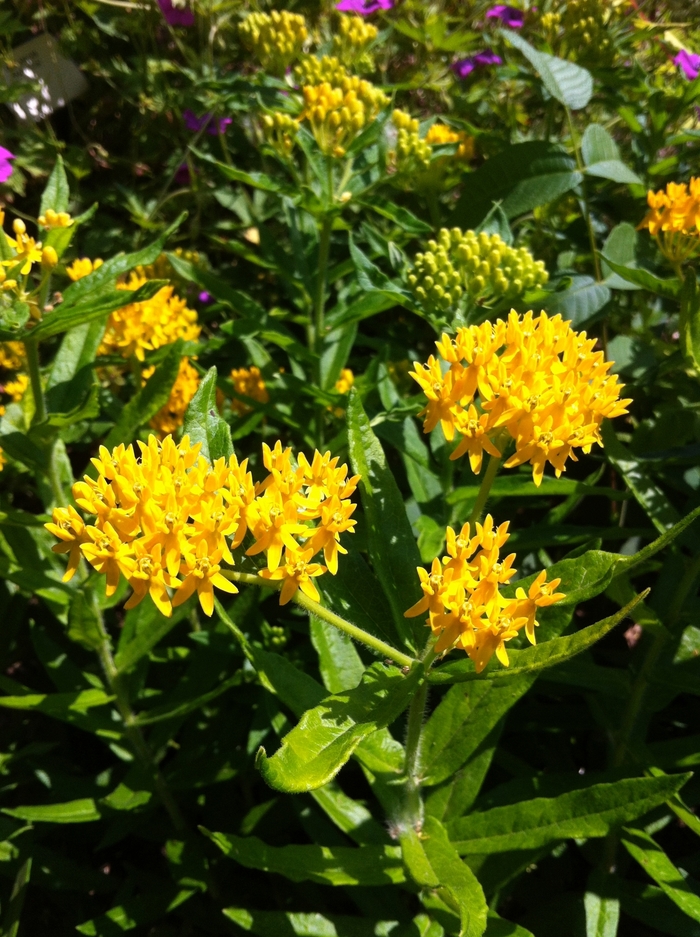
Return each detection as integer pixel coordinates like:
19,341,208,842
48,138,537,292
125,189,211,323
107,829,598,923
302,77,388,158
411,310,631,486
2,219,43,276
98,274,200,361
639,178,700,265
230,365,269,415
45,435,358,617
240,10,308,75
66,257,103,281
38,209,73,229
406,515,565,672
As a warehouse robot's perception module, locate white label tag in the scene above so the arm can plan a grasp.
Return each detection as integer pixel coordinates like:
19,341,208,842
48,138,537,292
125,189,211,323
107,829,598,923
6,34,88,122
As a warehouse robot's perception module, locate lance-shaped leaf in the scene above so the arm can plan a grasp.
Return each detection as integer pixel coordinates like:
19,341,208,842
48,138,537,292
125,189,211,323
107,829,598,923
183,366,233,462
203,830,405,886
0,687,118,738
223,908,438,937
3,799,101,824
447,774,690,854
621,827,700,923
346,389,424,651
402,818,488,937
256,661,422,792
40,156,70,215
428,593,647,685
598,256,681,298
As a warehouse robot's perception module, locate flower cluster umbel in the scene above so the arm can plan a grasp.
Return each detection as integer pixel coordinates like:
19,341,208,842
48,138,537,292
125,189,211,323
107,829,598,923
411,311,630,484
639,178,700,265
405,516,565,672
46,436,358,617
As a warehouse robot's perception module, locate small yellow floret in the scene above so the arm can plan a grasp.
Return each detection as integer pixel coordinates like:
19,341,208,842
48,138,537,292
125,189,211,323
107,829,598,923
66,257,103,281
38,209,73,229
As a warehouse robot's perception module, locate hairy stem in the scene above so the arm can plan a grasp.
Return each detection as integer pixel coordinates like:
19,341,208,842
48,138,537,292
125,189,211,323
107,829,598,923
220,570,416,669
468,454,502,526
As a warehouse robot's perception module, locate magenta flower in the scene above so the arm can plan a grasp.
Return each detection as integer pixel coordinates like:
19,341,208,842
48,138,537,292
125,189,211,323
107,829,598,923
452,50,502,79
183,109,232,135
158,0,194,26
486,5,525,28
198,291,212,303
335,0,392,14
675,50,700,81
0,147,14,184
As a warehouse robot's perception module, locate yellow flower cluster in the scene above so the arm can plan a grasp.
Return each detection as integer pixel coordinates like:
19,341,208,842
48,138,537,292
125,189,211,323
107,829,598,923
230,366,269,416
303,77,388,157
405,516,565,672
98,274,200,361
391,109,431,174
145,357,201,437
0,341,28,420
424,123,475,162
1,218,42,278
333,14,377,67
639,179,700,264
45,435,358,616
240,11,308,75
261,111,299,159
294,55,349,89
389,114,476,190
38,209,73,229
410,310,631,485
66,257,103,281
408,228,549,315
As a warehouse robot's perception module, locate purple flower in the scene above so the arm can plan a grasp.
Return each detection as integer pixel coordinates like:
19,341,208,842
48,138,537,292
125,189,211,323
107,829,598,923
158,0,194,26
486,5,525,28
183,109,232,135
198,291,212,303
175,162,191,185
452,50,502,79
335,0,392,14
675,50,700,81
0,147,14,184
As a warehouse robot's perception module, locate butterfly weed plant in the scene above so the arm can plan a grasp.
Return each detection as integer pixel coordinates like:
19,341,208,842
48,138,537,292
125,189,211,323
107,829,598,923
1,2,700,936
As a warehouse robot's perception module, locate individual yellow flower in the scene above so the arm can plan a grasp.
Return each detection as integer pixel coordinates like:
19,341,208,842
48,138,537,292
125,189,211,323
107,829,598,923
66,257,103,281
335,368,354,395
411,310,631,486
406,516,565,672
98,274,200,361
639,178,700,266
2,219,42,275
41,246,58,269
145,357,201,438
230,366,269,415
38,209,73,229
45,435,357,616
45,506,90,581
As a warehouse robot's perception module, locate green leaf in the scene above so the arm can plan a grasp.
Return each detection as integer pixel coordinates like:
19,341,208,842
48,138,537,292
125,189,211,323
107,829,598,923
67,591,104,651
114,600,192,674
601,223,639,289
203,830,406,886
428,592,646,685
0,687,117,738
582,125,619,165
76,886,195,935
598,877,700,937
585,889,620,937
542,275,610,326
402,817,488,937
257,662,422,793
182,366,233,462
103,340,183,448
447,774,690,854
195,148,294,195
485,913,534,937
1,858,31,937
598,256,681,298
451,142,582,229
501,28,593,109
346,389,423,651
585,160,642,185
39,156,70,215
358,196,432,236
223,908,433,937
679,268,700,370
2,799,101,823
310,617,365,693
447,475,629,505
621,827,700,923
166,250,257,310
348,238,420,316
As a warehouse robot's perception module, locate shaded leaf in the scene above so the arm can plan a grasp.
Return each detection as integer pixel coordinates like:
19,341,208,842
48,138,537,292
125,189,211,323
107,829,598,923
501,29,593,109
182,366,233,462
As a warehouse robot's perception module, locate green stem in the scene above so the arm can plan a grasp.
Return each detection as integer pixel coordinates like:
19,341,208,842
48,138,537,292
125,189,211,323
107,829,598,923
23,339,46,424
566,108,602,284
220,570,416,669
313,213,333,448
468,454,502,525
92,597,188,835
400,640,437,831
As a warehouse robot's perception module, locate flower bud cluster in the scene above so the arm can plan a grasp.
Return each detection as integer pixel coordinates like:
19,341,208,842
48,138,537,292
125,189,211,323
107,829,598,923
407,228,548,314
333,14,377,68
261,111,299,158
46,435,358,616
391,109,431,174
239,11,308,75
38,209,73,229
406,516,565,672
303,77,388,157
410,310,631,485
561,0,614,65
294,55,349,88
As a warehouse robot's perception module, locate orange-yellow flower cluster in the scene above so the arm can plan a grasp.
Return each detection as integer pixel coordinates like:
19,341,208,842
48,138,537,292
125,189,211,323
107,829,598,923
424,123,475,162
639,179,700,264
230,366,269,415
405,516,564,672
45,435,358,616
98,274,200,361
411,310,630,486
0,341,28,422
145,358,201,437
